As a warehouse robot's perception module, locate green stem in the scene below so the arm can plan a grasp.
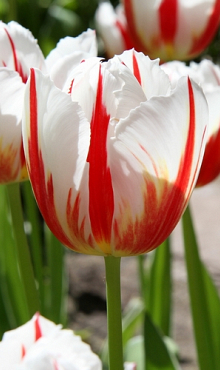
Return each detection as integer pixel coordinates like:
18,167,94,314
7,182,40,317
138,255,147,304
104,256,123,370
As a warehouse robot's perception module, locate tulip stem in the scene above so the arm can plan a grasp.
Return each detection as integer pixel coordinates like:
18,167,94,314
6,182,40,317
104,256,123,370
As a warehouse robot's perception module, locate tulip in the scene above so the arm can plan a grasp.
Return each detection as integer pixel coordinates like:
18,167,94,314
0,313,102,370
95,2,134,58
122,0,220,61
0,21,97,184
22,50,208,257
162,59,220,186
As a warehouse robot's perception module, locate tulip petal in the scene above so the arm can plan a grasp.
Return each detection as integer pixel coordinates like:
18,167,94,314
23,68,101,254
196,87,220,186
95,2,134,58
188,0,220,57
0,21,46,82
108,77,207,255
114,49,171,98
0,314,102,370
49,51,96,90
45,29,97,71
0,68,27,183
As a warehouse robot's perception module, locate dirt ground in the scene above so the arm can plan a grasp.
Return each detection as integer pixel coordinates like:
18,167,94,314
66,176,220,370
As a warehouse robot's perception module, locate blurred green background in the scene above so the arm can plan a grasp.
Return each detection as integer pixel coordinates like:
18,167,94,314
0,0,117,56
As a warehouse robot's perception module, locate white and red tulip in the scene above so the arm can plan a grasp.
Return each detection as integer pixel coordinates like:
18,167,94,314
121,0,220,61
0,21,97,184
162,59,220,186
22,50,208,256
95,2,134,58
0,313,102,370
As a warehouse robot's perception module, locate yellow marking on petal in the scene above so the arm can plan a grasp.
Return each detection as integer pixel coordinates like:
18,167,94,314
97,240,112,255
19,165,28,181
0,138,19,183
164,43,175,61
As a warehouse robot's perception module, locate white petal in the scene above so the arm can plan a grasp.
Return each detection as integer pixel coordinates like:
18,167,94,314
95,2,127,57
49,51,96,90
45,29,97,71
175,0,215,55
0,68,26,183
115,50,171,98
204,87,220,138
0,21,46,79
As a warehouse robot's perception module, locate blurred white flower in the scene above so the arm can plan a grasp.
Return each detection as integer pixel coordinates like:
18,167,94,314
0,313,102,370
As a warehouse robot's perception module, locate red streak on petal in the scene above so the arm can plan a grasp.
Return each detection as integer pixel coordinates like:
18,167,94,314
28,69,72,248
66,190,95,252
53,359,59,370
159,0,178,44
114,176,185,255
189,0,220,58
68,79,74,94
175,79,206,203
4,28,28,83
132,51,141,85
34,312,42,341
174,78,195,197
21,345,26,358
196,122,220,186
87,66,114,248
115,19,134,50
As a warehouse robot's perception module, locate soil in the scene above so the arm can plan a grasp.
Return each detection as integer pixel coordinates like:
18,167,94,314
66,177,220,370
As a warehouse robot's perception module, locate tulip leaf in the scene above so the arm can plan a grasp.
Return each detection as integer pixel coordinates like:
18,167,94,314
0,185,29,329
182,205,217,370
122,298,144,347
144,312,180,370
125,313,180,370
6,183,40,317
146,238,172,336
124,335,145,370
21,181,45,311
201,263,220,367
44,225,67,326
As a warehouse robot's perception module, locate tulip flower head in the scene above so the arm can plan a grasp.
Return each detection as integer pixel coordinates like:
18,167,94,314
95,2,134,58
0,313,102,370
22,50,208,257
122,0,220,61
0,21,97,184
162,59,220,186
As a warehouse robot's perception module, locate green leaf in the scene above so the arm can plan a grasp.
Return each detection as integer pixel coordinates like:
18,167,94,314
147,238,172,336
125,313,180,370
202,263,220,367
125,335,145,370
6,183,40,317
44,225,67,326
0,185,29,329
182,206,216,370
144,312,180,370
122,298,144,347
21,181,45,312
